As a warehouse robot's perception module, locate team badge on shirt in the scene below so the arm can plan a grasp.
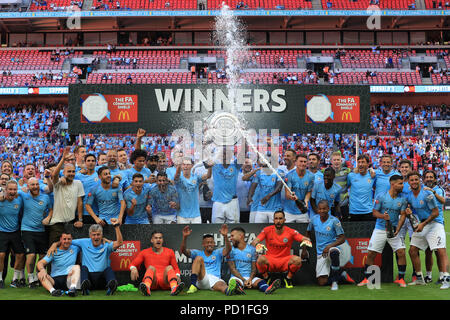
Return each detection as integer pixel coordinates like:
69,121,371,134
283,238,288,243
367,179,372,183
211,256,216,261
112,192,117,197
69,249,73,254
14,204,19,209
326,226,331,231
330,194,335,199
397,202,401,207
304,182,309,186
419,200,424,205
39,201,44,205
247,253,252,258
272,177,275,182
95,178,99,182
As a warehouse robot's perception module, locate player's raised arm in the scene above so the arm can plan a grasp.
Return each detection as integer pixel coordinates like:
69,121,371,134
134,128,146,151
52,146,71,184
180,225,192,257
220,224,231,257
110,218,123,250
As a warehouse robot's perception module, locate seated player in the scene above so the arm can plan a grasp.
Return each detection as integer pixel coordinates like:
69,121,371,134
180,224,236,295
36,232,80,297
228,226,282,294
358,175,408,288
129,230,184,296
304,200,355,291
47,219,123,295
251,210,311,288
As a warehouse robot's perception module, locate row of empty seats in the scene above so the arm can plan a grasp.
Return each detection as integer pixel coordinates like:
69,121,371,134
334,71,422,84
0,50,81,71
91,0,196,10
208,0,312,9
86,72,197,83
0,74,78,86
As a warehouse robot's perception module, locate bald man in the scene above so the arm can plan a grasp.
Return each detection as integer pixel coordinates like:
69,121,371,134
48,146,85,244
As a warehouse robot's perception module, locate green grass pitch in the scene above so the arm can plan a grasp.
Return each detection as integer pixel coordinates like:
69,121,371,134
1,211,449,300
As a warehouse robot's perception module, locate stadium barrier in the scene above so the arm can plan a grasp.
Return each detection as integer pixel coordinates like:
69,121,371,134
67,222,394,286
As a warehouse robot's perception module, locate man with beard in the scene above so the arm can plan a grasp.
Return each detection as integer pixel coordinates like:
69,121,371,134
251,211,311,288
406,171,449,289
305,200,354,291
124,173,152,224
227,227,281,294
0,180,26,288
85,166,126,226
19,177,52,288
75,154,100,224
347,155,375,221
310,167,342,219
148,172,179,224
357,175,408,288
146,154,159,184
105,149,127,189
182,224,236,295
308,153,324,184
374,155,400,200
423,170,447,285
130,230,184,296
48,146,84,244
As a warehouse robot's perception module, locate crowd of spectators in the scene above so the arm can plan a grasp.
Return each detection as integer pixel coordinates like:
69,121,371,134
0,103,447,195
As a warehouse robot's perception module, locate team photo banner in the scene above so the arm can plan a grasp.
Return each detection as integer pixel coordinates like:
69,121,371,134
69,84,370,135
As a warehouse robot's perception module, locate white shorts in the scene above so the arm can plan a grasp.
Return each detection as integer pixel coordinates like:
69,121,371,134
254,211,275,223
410,221,446,251
368,228,405,254
229,275,261,286
249,211,257,223
398,216,416,240
212,198,240,223
153,215,177,224
197,273,225,290
177,216,202,224
316,247,341,278
284,212,310,223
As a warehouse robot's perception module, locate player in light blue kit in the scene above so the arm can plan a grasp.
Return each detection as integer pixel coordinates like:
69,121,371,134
347,154,376,221
358,174,408,288
124,149,152,187
75,154,100,224
304,200,355,291
227,227,281,294
19,177,53,288
37,232,80,297
148,172,180,224
85,166,126,226
310,167,342,219
174,157,212,224
406,171,449,289
250,161,283,223
181,224,237,295
211,147,242,223
373,155,400,200
284,153,315,223
123,173,152,224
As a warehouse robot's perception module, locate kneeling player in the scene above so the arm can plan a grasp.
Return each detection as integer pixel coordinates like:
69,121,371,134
228,227,281,294
180,224,236,295
358,175,408,287
251,210,310,288
36,232,80,297
130,230,184,296
304,200,355,290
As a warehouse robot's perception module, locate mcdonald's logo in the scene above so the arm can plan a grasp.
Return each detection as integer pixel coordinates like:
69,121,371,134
118,111,130,121
120,258,131,269
342,111,352,121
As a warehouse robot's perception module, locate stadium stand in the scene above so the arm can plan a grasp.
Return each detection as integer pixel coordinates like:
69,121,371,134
86,72,197,83
321,0,411,9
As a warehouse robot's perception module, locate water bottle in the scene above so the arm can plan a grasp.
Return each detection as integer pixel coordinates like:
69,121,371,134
295,199,308,213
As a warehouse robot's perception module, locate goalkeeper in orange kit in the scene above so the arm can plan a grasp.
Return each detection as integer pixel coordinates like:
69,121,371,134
251,210,311,288
129,230,184,296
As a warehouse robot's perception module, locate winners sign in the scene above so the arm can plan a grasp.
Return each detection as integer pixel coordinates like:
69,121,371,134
69,84,370,134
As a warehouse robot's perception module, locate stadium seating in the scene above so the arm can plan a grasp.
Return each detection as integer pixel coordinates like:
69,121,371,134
0,50,81,71
333,71,422,84
321,0,410,9
90,0,197,10
29,0,82,11
207,0,312,9
0,73,78,86
431,73,449,84
86,72,197,83
209,50,311,68
322,49,415,69
94,50,196,69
